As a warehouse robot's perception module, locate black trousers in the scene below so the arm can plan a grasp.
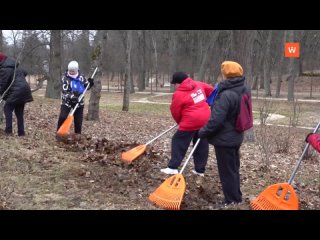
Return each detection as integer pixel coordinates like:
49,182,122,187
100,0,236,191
57,105,84,134
214,145,242,204
4,102,25,136
168,130,209,173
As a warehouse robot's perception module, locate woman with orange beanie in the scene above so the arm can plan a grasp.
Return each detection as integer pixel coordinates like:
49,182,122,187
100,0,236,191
199,61,250,206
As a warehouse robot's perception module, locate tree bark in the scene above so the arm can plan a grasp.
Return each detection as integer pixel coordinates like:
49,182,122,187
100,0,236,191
151,31,158,92
87,73,102,120
45,30,62,99
87,30,107,121
275,73,282,98
169,31,178,92
130,55,135,93
137,30,146,91
273,31,285,98
263,31,272,97
80,30,91,75
122,30,132,111
286,30,299,101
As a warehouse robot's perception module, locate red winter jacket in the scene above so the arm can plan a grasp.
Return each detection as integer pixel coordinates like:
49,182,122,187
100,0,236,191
170,78,214,131
307,133,320,153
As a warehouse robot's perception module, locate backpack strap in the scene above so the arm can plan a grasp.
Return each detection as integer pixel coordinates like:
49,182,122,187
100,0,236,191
229,86,247,116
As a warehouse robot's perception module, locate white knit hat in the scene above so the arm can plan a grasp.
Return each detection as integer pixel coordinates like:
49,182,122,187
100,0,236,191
68,61,79,71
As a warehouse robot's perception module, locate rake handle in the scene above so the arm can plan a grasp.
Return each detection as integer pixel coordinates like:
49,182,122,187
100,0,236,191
288,120,320,184
145,124,177,145
69,67,98,116
179,138,201,174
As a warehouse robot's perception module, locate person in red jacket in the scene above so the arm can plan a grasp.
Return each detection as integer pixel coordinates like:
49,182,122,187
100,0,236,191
306,133,320,153
161,72,214,176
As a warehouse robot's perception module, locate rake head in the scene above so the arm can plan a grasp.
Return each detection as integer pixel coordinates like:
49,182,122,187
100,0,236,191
57,115,74,137
250,183,299,210
121,144,147,162
148,173,186,210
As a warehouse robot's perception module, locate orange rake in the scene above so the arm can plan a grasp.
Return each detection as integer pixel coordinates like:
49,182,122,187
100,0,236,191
57,115,74,137
251,121,320,210
57,67,98,137
148,138,201,210
121,124,177,163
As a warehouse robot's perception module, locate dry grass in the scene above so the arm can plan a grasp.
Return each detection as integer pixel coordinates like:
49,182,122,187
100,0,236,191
0,88,319,210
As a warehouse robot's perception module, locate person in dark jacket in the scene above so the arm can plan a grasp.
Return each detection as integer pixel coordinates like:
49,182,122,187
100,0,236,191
161,72,214,176
199,61,249,205
0,52,33,136
56,61,94,138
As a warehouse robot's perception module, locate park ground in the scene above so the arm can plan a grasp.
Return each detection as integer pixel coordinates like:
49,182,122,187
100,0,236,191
0,80,319,210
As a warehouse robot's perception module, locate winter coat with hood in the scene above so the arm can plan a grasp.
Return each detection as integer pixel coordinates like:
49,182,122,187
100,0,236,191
199,76,248,147
0,57,33,104
170,77,213,131
60,70,90,108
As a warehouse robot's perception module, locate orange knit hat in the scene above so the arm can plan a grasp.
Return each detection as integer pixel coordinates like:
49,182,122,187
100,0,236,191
221,61,243,78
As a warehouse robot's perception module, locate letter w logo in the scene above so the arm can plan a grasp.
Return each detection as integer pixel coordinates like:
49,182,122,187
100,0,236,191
285,43,300,58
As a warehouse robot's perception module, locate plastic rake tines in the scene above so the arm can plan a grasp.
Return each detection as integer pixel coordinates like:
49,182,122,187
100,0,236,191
250,183,299,210
148,139,201,210
251,121,320,210
148,173,186,210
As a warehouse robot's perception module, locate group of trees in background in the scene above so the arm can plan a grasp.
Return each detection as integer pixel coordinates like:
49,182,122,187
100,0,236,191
1,30,320,118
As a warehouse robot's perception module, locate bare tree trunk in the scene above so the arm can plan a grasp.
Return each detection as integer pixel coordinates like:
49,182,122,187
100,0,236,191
122,30,132,111
243,31,256,88
107,72,110,92
110,71,114,81
198,47,210,81
169,31,178,92
130,56,135,93
252,75,258,90
263,31,272,97
87,68,102,120
309,77,313,98
251,31,264,90
87,30,107,120
275,74,282,98
151,31,158,92
146,69,149,87
198,32,219,81
81,30,91,75
259,61,264,90
46,30,62,99
138,30,146,91
150,68,153,94
275,31,285,98
286,30,299,101
190,31,199,79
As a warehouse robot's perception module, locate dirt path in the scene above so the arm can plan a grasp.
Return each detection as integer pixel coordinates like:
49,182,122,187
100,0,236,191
131,93,316,130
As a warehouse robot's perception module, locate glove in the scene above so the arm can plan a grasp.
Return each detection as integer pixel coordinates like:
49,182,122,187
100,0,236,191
88,78,94,88
70,95,79,105
305,133,314,143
